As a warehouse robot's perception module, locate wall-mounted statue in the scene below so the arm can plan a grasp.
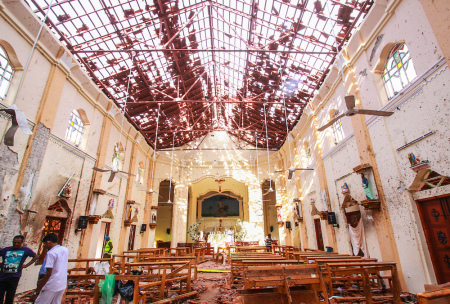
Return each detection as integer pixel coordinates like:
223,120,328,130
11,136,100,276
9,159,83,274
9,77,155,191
360,173,373,199
341,182,350,194
408,152,421,166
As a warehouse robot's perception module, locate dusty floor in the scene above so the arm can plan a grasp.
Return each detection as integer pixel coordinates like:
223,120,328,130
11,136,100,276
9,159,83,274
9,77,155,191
183,260,242,304
15,260,241,304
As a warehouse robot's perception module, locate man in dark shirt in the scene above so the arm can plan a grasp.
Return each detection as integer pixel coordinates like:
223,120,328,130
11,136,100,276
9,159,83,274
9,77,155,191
0,235,38,304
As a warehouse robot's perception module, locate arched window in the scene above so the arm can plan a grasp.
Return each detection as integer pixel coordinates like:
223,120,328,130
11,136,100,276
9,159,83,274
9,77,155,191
136,161,144,184
303,142,311,165
112,142,124,171
0,46,14,99
382,43,417,99
65,110,84,147
330,109,344,145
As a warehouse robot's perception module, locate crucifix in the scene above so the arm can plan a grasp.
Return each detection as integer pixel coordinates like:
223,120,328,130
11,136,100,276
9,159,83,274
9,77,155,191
215,178,225,192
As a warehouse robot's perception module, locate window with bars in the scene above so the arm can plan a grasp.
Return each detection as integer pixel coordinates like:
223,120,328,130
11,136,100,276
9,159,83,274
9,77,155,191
331,110,344,145
0,46,14,100
65,110,84,147
382,43,417,99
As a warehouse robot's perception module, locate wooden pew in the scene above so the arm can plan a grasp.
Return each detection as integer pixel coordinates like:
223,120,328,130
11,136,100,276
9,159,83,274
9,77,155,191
124,260,197,281
232,259,306,286
240,264,329,304
66,274,145,304
112,255,197,278
67,261,198,303
235,245,268,253
325,262,402,304
417,287,450,304
230,255,286,284
68,258,112,275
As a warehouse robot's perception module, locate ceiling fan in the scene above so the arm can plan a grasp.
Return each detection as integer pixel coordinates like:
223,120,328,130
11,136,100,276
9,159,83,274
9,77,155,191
317,1,393,133
317,95,394,132
275,166,314,180
93,165,134,183
138,185,162,197
262,104,275,196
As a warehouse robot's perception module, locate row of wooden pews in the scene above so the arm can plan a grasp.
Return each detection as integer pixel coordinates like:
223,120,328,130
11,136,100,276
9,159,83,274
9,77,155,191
229,247,404,304
65,247,199,303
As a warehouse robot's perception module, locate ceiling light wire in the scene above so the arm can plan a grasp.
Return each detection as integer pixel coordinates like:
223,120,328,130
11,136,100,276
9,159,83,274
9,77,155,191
149,103,161,192
263,104,272,189
117,51,136,152
168,130,176,204
324,0,349,94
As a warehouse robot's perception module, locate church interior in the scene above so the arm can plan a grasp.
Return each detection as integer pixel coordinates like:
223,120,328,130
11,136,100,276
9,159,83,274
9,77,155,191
0,0,449,302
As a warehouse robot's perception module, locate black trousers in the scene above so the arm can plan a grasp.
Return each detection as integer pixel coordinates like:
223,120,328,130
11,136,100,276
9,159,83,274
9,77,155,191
0,277,21,304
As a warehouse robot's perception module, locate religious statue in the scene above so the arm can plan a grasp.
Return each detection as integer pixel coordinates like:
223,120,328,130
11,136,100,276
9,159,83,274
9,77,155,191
361,173,374,199
341,182,350,194
151,213,157,223
108,199,115,208
127,205,133,220
407,152,421,166
277,207,282,222
293,202,302,221
227,228,235,242
215,178,225,192
112,143,121,170
61,184,71,198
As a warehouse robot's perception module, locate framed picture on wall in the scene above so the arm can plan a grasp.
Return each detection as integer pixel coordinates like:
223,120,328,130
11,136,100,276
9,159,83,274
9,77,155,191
293,199,303,221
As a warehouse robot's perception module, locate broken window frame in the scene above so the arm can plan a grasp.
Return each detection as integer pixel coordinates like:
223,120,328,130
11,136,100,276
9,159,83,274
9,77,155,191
331,109,344,145
65,109,85,147
382,43,417,99
0,46,14,100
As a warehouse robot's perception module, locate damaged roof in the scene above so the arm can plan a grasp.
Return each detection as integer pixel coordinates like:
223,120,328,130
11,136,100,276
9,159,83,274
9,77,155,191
25,0,372,150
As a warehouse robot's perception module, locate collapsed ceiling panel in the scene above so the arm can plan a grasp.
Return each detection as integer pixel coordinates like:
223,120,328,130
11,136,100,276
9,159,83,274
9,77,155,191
25,0,373,150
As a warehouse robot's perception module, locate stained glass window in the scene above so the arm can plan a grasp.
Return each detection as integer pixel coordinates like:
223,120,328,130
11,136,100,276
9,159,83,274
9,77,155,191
112,142,124,170
0,47,14,99
65,110,84,146
136,162,144,184
382,43,417,99
331,110,344,145
304,142,311,165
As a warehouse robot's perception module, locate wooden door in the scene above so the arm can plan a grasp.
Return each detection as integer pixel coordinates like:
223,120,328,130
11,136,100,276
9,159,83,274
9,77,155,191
128,224,136,251
101,222,111,257
36,217,67,264
314,218,324,251
417,196,450,284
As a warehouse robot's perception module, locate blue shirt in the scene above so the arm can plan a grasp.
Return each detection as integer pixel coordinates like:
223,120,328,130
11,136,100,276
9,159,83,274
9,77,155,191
0,246,36,280
39,255,48,276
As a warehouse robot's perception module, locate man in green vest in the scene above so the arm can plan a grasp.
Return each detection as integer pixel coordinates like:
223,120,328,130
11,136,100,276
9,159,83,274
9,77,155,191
103,236,113,258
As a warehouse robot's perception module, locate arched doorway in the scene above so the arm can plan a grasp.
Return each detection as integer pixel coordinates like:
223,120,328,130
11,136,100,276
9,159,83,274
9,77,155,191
154,180,175,247
262,180,279,241
36,199,71,264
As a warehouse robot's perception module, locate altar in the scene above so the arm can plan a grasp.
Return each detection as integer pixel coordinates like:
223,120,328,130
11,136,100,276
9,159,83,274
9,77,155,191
207,229,235,250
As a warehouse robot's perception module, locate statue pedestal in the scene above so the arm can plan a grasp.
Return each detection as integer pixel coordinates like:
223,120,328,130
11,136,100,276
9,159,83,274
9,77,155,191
360,199,381,210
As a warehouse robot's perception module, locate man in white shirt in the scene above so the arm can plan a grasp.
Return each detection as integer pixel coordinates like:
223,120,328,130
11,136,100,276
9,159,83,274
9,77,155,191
34,233,68,304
